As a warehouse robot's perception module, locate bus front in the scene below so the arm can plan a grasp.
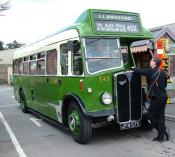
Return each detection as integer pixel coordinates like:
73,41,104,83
75,9,152,131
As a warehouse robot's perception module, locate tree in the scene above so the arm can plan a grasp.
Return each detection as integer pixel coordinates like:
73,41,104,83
0,0,10,16
0,41,4,50
6,40,25,49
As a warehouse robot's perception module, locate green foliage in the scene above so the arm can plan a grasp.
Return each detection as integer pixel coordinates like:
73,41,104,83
6,40,25,49
0,41,5,50
0,40,25,50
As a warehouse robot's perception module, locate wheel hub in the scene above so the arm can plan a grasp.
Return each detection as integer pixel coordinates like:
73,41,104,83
68,111,80,135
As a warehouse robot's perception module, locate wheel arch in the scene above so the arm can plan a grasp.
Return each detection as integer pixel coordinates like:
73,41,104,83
62,93,87,126
19,86,24,98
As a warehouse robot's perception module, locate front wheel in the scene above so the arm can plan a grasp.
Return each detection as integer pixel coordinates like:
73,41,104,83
68,102,92,144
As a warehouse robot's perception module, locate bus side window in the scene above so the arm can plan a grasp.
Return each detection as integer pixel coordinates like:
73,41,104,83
72,41,83,75
29,55,37,75
37,52,45,75
60,43,68,75
47,49,57,75
23,57,29,75
13,60,18,74
29,61,36,75
18,58,23,74
121,46,128,64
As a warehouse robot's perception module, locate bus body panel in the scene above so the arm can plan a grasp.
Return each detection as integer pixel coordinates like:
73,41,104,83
14,71,117,117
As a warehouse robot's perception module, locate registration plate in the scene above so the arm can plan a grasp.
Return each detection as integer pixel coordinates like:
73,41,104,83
120,121,140,130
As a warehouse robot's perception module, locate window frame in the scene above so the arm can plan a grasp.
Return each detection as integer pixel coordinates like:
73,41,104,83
169,54,175,78
23,56,29,75
121,46,129,65
29,54,37,75
71,48,83,76
37,51,46,76
60,43,69,76
46,49,57,76
13,59,18,74
84,38,123,74
60,39,84,76
17,58,23,75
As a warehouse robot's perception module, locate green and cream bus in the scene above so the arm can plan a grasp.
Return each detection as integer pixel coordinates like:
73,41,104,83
13,9,152,143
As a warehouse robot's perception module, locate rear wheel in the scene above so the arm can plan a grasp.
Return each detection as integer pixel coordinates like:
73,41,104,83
68,102,92,144
19,90,28,113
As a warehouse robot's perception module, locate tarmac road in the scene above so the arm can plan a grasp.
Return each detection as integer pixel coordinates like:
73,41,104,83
166,104,175,121
0,85,175,157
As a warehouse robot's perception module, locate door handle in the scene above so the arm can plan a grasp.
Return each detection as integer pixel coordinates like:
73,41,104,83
46,78,49,84
57,79,62,86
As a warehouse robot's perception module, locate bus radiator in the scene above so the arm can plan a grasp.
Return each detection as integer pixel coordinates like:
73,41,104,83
115,72,142,123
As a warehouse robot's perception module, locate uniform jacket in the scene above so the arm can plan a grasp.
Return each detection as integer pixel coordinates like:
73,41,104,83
134,67,167,98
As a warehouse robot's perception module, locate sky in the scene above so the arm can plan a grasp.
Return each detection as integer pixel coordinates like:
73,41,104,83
0,0,175,44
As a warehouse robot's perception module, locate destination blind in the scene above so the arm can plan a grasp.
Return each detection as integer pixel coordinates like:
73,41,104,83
93,12,141,33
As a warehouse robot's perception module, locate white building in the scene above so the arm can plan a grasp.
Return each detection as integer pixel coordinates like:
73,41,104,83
0,49,16,84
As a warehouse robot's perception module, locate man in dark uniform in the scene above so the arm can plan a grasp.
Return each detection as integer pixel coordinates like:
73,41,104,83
133,57,170,141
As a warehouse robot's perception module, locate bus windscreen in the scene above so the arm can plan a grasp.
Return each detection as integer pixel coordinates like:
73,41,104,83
85,38,122,73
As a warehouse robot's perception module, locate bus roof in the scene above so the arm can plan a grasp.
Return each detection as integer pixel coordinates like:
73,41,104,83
71,9,152,39
14,9,152,59
14,29,79,59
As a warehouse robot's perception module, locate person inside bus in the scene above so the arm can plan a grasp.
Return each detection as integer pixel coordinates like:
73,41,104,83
86,41,107,72
133,57,170,142
87,41,106,58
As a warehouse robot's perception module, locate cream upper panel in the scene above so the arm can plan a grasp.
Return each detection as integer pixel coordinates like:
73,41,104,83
13,29,79,59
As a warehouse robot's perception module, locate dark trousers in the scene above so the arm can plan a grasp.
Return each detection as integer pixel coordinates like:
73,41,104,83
148,96,167,139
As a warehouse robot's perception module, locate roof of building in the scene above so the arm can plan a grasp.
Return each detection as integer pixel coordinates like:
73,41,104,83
151,27,175,42
131,39,150,47
0,49,16,64
132,23,175,47
150,23,175,36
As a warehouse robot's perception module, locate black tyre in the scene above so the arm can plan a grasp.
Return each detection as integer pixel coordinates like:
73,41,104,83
19,90,28,113
140,114,153,131
68,102,92,144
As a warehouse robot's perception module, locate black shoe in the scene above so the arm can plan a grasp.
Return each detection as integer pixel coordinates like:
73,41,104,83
152,136,164,142
152,137,158,141
157,137,165,142
165,127,170,141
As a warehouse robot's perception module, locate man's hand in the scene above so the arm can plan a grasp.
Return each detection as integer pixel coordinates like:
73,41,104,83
130,66,136,71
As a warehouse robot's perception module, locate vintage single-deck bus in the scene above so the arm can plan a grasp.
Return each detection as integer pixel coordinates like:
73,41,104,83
13,9,153,143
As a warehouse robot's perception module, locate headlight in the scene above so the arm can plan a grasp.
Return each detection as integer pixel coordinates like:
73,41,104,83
101,92,112,105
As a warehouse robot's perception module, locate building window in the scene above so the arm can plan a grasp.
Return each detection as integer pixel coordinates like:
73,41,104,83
169,55,175,77
47,49,57,75
60,44,68,75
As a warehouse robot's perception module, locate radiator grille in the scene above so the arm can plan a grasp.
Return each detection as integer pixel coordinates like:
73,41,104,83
115,72,142,123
